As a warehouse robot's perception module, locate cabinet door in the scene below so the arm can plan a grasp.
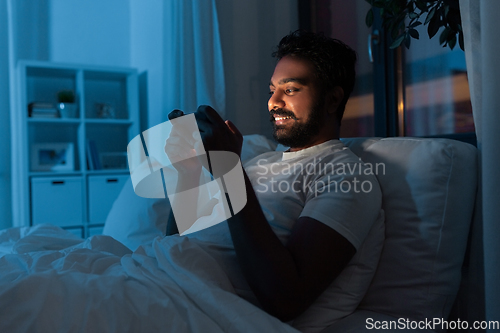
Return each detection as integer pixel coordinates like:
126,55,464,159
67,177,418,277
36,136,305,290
31,177,83,227
88,175,129,224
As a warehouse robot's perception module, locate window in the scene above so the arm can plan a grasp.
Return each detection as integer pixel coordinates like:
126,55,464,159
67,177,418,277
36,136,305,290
300,0,476,144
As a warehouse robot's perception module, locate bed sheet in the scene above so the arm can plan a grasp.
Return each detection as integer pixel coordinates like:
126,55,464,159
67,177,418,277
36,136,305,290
0,224,298,333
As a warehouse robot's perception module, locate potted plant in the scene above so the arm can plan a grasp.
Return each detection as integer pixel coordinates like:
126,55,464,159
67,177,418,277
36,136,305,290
365,0,463,50
56,90,78,118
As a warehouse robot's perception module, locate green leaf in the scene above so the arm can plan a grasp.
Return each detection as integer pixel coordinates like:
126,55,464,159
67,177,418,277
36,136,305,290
428,13,440,39
366,8,374,27
409,12,419,19
439,27,451,45
444,4,450,18
407,0,415,12
390,34,405,49
404,35,412,49
415,0,428,12
459,30,465,51
425,7,436,25
448,35,457,50
447,6,462,31
410,21,422,28
409,28,420,39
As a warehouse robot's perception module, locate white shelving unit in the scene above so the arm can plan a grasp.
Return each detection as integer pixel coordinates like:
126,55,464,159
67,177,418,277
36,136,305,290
11,60,140,237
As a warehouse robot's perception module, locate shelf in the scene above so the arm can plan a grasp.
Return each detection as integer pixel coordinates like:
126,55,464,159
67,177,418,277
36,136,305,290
27,118,134,125
29,171,83,177
86,169,129,175
84,119,133,125
29,170,130,177
25,67,77,108
13,60,140,236
26,64,78,77
28,118,81,125
84,70,129,120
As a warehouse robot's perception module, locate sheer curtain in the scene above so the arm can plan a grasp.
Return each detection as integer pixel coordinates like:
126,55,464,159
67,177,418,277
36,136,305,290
130,0,226,178
162,0,225,118
460,0,500,327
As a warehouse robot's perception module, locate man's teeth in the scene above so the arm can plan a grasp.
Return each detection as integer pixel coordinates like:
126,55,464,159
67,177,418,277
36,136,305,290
275,116,293,121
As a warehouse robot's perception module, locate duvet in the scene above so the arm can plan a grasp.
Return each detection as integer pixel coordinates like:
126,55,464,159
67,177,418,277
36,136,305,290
0,224,298,333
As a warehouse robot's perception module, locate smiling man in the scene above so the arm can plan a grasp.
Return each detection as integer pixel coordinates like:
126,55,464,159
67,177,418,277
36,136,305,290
268,55,329,150
180,30,383,324
268,31,354,151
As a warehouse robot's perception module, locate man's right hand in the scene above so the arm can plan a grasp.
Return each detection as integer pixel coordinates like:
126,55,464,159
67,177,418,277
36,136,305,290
164,109,206,176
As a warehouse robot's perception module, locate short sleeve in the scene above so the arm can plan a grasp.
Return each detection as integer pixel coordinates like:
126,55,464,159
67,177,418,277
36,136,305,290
299,163,382,250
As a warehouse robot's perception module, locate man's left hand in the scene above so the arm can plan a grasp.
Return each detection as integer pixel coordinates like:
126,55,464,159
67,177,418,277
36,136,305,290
194,105,243,157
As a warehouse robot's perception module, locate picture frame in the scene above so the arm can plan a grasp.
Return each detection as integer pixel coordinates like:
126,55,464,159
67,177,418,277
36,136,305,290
31,143,75,172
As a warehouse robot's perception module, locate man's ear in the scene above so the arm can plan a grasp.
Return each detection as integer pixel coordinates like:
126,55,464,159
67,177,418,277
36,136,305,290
327,86,344,114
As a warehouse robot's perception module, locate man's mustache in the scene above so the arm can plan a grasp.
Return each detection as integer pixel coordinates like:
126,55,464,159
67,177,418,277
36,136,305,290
269,109,297,122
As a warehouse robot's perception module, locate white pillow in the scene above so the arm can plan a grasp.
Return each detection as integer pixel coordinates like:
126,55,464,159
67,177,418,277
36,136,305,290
352,138,477,322
103,135,277,250
102,179,170,251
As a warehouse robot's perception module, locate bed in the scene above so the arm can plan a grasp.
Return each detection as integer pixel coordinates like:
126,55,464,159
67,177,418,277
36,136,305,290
0,135,381,333
0,223,302,332
0,135,477,333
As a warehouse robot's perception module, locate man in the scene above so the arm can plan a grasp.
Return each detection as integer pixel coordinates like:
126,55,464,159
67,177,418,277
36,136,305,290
0,30,382,332
176,30,382,322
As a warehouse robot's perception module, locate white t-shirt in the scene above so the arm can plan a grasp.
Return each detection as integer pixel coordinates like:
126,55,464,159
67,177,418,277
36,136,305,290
186,139,383,307
243,139,382,249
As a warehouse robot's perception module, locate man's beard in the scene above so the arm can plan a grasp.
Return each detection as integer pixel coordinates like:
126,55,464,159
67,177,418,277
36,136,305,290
269,101,324,148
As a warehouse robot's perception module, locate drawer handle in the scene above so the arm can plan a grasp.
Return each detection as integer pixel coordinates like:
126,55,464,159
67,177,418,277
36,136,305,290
52,181,65,185
106,178,118,183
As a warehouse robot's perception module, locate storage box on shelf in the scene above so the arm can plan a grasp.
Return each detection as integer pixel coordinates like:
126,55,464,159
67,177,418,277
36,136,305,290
88,174,130,225
12,60,139,237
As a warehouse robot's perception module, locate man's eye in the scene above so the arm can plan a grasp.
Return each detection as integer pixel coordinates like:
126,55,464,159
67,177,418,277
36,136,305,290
285,89,297,94
269,91,275,95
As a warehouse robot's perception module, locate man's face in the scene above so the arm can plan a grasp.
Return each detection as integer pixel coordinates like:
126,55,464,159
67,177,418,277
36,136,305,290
268,56,325,149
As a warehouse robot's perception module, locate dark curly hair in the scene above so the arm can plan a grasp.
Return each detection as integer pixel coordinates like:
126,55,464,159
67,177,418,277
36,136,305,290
272,30,357,122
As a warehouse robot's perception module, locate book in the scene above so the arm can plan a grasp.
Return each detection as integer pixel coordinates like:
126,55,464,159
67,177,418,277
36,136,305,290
88,140,101,170
30,111,59,118
28,102,58,118
28,102,54,109
86,140,94,170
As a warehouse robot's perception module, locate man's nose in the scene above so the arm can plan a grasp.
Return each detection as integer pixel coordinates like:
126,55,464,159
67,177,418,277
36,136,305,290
268,91,285,111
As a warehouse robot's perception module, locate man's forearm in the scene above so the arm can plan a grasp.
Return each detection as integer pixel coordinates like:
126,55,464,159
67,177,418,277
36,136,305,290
170,171,202,231
227,171,309,320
